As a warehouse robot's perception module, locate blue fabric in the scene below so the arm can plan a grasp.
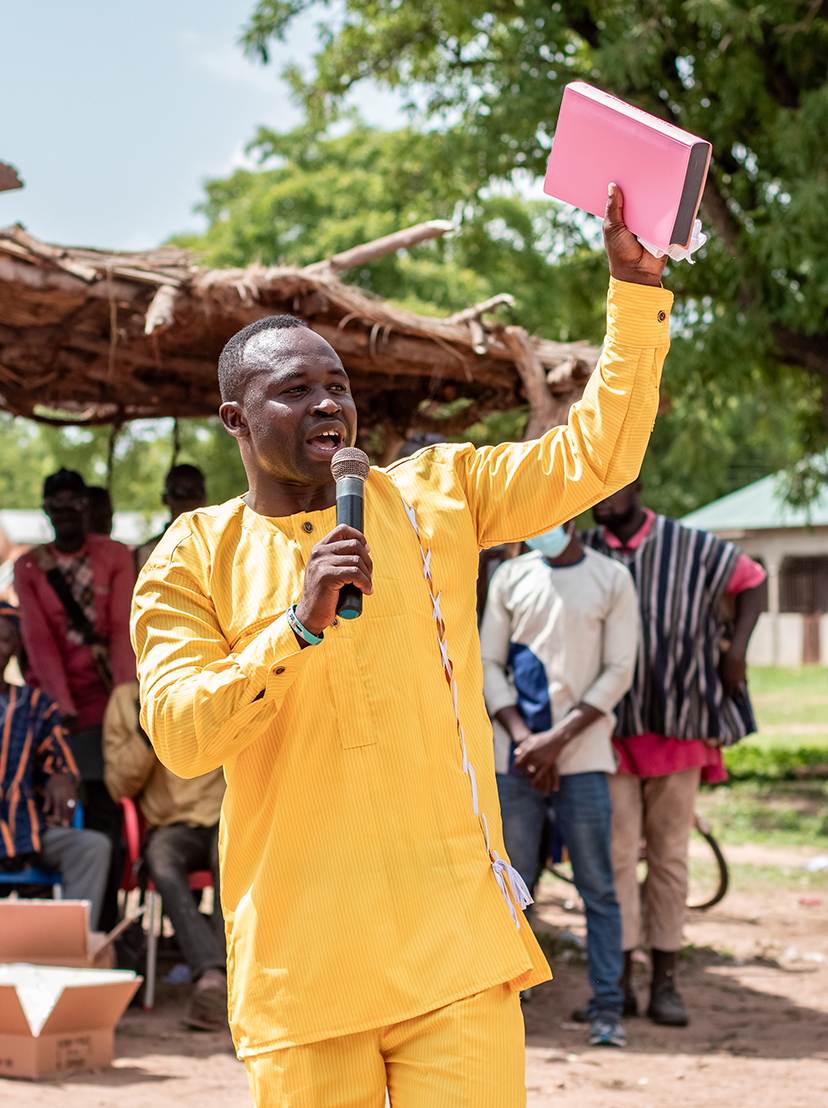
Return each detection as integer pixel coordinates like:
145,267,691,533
497,770,624,1018
506,642,552,732
0,685,76,860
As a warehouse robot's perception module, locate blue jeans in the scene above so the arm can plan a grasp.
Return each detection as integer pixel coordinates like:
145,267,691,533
497,771,624,1018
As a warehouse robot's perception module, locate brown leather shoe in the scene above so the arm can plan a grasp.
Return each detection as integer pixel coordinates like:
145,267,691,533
647,979,689,1026
186,969,228,1031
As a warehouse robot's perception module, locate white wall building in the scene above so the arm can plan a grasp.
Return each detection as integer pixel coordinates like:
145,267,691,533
682,474,828,666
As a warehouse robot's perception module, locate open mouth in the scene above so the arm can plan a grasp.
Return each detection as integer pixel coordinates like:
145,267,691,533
306,427,344,455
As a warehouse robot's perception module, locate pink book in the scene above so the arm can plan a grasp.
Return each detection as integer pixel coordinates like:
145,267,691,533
543,82,712,252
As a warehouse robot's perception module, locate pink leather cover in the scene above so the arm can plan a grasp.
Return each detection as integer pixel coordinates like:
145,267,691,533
543,82,710,251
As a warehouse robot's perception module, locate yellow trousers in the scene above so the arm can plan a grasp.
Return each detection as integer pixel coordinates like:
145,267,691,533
245,984,526,1107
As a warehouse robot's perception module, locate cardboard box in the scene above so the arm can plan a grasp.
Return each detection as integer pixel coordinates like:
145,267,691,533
0,900,120,968
0,963,141,1079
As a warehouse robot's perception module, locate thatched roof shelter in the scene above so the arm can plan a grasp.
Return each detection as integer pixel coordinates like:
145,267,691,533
0,219,600,459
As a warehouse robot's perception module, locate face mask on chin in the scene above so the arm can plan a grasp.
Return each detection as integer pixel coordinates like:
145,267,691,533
525,526,571,560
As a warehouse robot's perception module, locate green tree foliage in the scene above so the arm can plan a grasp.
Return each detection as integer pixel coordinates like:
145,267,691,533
182,120,608,340
239,2,828,491
183,97,821,516
0,414,247,513
242,1,828,380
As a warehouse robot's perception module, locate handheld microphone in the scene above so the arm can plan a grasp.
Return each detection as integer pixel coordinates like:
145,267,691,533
331,447,371,619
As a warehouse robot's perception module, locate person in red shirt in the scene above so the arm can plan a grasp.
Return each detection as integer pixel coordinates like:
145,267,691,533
583,480,765,1027
14,469,136,930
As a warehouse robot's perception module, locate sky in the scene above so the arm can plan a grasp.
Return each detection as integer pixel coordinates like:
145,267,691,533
0,1,405,250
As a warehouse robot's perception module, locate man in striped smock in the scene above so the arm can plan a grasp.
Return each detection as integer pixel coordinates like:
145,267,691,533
583,479,766,1028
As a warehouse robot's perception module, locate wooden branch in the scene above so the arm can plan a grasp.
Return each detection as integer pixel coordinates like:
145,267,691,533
0,163,22,193
446,293,516,325
468,318,487,355
700,173,741,259
502,326,559,438
771,323,828,377
0,226,98,281
144,285,179,334
0,253,141,304
303,220,455,275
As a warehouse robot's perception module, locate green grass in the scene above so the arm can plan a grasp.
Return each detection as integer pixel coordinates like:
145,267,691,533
693,667,828,844
747,664,828,732
721,665,828,778
698,778,828,846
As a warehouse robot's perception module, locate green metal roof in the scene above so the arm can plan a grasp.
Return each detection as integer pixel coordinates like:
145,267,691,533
681,472,828,532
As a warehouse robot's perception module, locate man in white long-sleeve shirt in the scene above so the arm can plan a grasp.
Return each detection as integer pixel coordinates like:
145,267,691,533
481,520,639,1048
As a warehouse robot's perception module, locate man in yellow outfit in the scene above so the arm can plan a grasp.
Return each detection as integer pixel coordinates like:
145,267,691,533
131,186,670,1106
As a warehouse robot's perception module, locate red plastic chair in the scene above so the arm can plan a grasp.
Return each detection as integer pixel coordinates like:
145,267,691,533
120,797,212,1009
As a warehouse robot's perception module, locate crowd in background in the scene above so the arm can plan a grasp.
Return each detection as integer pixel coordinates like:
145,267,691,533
0,463,228,1030
0,459,766,1045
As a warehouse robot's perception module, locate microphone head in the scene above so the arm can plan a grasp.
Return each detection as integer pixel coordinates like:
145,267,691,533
331,447,370,484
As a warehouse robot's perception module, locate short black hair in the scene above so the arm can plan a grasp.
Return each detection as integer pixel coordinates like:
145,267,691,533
43,468,87,499
218,315,309,403
165,464,205,496
85,485,112,507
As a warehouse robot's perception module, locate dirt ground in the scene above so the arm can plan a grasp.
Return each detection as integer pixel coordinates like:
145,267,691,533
4,842,827,1107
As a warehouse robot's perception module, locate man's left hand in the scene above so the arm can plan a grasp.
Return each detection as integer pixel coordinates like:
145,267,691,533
603,183,669,287
513,728,570,795
43,772,78,828
719,650,747,698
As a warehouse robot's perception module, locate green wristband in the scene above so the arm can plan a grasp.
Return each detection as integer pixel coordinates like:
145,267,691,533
286,603,324,646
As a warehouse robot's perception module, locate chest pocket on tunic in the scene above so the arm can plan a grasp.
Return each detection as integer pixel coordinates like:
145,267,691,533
322,628,376,749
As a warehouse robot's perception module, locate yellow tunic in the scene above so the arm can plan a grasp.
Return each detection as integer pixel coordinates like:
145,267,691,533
131,279,672,1057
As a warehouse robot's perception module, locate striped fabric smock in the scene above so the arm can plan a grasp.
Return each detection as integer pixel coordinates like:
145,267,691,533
131,279,673,1058
0,685,77,861
582,514,757,745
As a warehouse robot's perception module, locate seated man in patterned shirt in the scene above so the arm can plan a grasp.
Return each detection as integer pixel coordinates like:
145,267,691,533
0,605,111,930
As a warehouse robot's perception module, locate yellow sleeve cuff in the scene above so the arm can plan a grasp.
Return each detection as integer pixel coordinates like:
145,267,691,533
236,611,315,702
606,276,674,348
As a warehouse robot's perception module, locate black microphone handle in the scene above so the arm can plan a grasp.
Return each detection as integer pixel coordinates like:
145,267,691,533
335,477,364,619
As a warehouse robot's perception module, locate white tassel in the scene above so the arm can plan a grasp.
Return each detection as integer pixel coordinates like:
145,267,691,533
492,852,533,930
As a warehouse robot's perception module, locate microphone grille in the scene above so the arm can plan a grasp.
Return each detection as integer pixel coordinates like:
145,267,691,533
331,447,370,483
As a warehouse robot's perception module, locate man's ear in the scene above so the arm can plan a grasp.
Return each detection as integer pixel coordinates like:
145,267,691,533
220,402,250,439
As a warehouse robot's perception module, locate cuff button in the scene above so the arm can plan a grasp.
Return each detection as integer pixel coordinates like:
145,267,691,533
657,310,667,322
275,667,285,675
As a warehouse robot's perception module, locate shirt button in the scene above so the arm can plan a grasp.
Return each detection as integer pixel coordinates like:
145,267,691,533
657,310,667,322
275,667,285,675
302,521,314,533
333,618,339,627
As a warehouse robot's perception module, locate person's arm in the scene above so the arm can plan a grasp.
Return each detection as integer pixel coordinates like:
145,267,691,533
102,681,157,801
35,698,80,828
577,566,640,715
512,704,604,794
512,566,640,792
14,558,78,727
106,541,137,687
451,191,672,548
132,530,318,778
479,569,520,724
720,582,765,697
482,569,603,791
